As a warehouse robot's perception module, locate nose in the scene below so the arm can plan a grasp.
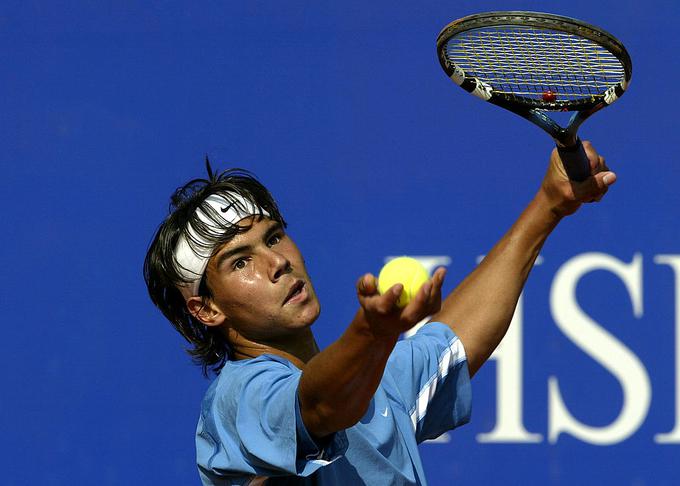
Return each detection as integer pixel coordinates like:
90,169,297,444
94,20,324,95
268,249,291,282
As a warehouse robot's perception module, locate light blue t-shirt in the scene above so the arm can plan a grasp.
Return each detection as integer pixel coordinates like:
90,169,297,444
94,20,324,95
196,322,472,485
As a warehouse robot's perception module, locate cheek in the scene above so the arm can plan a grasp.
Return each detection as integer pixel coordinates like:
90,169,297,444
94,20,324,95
231,301,279,328
211,275,270,313
219,268,264,294
283,241,305,263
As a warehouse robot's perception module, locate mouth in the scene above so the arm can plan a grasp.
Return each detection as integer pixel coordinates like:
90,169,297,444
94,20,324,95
283,280,307,305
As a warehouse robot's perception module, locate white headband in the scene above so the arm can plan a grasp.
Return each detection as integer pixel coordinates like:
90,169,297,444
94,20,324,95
174,192,270,299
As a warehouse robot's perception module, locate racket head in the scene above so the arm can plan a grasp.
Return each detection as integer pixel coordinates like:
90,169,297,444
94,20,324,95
436,11,633,113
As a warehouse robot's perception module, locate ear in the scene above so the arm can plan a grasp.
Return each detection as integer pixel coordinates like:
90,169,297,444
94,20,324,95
186,296,226,327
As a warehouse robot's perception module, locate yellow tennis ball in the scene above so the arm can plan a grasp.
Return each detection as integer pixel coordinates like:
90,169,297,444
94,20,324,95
377,257,430,308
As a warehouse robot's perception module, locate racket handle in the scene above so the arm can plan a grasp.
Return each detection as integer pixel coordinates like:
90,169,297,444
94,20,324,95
556,139,591,182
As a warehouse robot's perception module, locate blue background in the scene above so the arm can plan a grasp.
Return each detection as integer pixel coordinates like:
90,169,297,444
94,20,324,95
2,1,678,485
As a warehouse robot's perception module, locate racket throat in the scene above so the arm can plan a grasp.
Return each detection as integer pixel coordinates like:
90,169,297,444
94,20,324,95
554,133,580,149
524,109,586,148
553,110,594,147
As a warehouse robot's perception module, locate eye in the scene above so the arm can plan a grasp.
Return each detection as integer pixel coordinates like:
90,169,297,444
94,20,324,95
233,258,248,270
267,233,282,247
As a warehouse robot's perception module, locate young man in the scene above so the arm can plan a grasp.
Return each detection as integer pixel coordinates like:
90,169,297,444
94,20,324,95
144,144,616,485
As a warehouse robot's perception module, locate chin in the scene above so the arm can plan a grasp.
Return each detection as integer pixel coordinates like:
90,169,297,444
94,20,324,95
298,301,321,328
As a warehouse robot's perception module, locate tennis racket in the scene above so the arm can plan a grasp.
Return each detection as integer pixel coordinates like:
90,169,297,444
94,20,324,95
436,11,632,181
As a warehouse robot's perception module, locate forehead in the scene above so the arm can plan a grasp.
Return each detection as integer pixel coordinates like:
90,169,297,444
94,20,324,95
211,216,278,255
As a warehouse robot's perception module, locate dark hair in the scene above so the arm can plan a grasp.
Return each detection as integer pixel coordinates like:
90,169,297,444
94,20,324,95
143,160,286,376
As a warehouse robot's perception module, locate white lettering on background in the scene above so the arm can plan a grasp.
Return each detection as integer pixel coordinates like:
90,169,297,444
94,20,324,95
654,255,680,444
400,252,680,445
548,253,650,445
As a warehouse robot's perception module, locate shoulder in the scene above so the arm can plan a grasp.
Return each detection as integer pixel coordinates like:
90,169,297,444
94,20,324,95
202,355,301,414
217,354,300,384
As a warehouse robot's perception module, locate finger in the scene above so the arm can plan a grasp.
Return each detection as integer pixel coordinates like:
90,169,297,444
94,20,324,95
594,156,606,174
431,267,447,294
433,266,446,293
424,268,446,308
356,273,378,296
401,294,429,323
581,140,601,172
602,161,610,172
401,280,430,313
420,268,447,305
416,280,433,306
403,276,442,322
375,283,403,313
357,283,403,315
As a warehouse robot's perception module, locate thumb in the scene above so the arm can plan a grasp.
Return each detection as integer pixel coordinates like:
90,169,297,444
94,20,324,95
594,170,617,189
577,170,617,201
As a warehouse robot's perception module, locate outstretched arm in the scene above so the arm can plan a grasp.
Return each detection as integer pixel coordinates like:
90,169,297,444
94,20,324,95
298,272,444,438
431,142,616,377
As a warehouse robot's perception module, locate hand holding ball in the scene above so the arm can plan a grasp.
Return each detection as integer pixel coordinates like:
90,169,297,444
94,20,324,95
377,257,430,308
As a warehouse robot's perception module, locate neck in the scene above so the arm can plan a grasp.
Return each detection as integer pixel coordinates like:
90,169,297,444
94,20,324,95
226,326,320,369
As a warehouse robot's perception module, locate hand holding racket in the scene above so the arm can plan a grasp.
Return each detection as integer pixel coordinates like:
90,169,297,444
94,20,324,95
436,11,632,182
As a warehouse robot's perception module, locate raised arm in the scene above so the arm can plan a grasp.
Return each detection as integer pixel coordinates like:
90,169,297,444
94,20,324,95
298,142,614,438
431,142,616,377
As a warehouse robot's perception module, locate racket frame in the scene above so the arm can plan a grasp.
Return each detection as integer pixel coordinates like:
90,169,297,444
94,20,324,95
436,11,632,180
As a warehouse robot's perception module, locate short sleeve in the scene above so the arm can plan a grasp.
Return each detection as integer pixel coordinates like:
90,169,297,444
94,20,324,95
196,356,347,483
385,322,472,442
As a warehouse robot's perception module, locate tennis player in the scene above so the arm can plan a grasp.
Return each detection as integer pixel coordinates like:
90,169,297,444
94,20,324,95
144,144,615,485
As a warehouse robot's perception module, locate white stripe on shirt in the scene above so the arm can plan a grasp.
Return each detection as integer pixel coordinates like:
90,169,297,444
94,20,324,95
410,337,466,431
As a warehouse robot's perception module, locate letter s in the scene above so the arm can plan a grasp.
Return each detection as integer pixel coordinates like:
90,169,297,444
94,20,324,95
548,253,650,445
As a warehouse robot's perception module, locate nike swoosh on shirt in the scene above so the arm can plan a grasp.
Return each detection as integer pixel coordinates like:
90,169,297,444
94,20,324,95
381,407,389,417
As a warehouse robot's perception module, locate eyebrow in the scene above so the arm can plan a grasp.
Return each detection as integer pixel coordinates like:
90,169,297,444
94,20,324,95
214,221,284,270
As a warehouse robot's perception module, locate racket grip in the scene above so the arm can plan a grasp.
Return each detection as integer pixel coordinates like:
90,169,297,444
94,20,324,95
556,139,591,182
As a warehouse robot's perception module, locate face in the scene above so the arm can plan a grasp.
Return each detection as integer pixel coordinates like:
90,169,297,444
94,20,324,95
201,217,321,344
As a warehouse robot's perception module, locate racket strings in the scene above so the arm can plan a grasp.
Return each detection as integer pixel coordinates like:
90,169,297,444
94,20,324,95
445,27,625,102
